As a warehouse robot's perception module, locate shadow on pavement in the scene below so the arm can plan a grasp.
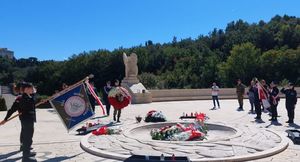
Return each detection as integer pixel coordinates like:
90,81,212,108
0,150,20,160
2,157,23,162
288,123,300,129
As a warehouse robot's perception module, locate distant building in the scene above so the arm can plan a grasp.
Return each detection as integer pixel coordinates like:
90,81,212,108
0,48,14,59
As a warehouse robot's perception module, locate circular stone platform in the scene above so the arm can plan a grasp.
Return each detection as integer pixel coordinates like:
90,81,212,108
80,122,289,161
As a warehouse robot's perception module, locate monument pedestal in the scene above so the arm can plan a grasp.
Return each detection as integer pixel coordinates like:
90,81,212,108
121,81,152,104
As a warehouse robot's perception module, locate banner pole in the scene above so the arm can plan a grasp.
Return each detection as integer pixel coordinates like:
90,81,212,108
35,74,94,107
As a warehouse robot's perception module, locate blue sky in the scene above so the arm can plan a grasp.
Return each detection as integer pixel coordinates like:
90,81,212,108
1,0,300,60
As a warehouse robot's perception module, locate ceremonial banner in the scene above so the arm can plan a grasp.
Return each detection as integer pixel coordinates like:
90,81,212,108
85,80,106,115
257,82,271,108
49,83,94,131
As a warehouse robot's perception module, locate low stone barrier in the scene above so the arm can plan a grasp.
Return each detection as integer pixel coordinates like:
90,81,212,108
150,87,300,102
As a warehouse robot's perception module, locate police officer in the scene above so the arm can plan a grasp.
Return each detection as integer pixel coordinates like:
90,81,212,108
281,83,297,124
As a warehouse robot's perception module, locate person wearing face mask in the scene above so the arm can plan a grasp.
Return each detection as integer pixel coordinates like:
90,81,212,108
281,83,297,124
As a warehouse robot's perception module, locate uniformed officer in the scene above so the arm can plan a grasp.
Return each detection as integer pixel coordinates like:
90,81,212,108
236,79,246,110
281,83,297,124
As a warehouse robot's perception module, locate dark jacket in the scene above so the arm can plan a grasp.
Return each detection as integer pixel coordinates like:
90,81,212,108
269,87,280,105
19,93,36,122
103,86,112,99
4,95,22,121
281,88,297,107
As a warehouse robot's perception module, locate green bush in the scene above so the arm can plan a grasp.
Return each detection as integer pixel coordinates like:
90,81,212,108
0,97,7,111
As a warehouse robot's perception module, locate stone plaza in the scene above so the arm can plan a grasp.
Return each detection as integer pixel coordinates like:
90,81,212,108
0,99,300,162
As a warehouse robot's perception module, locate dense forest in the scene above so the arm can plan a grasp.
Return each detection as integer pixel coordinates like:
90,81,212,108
0,15,300,95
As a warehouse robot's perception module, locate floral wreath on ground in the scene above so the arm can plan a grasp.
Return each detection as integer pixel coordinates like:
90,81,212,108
150,113,208,141
108,87,131,109
145,110,167,122
92,126,122,135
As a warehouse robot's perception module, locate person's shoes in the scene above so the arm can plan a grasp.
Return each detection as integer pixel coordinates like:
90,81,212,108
286,120,294,124
255,116,261,120
210,107,216,110
23,151,36,157
117,120,121,123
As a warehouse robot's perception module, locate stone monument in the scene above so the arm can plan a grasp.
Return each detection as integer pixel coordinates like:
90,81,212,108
121,53,152,104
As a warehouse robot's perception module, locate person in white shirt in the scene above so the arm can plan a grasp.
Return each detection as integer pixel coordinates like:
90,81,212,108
211,82,220,109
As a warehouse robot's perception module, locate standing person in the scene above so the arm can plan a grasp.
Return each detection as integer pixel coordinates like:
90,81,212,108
248,80,255,113
269,81,280,122
113,79,122,122
211,82,220,109
103,81,112,116
236,79,246,111
253,81,262,120
1,83,37,161
87,81,98,112
281,83,297,124
0,82,27,151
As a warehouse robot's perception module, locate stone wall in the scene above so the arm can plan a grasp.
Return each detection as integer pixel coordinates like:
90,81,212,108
150,87,300,102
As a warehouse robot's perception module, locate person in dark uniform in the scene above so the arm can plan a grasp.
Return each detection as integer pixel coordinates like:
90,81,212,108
269,81,280,122
103,81,112,116
236,79,246,110
19,83,37,161
0,83,36,161
281,83,297,123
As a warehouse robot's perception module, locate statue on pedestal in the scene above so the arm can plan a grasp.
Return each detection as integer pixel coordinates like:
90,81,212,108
122,53,139,84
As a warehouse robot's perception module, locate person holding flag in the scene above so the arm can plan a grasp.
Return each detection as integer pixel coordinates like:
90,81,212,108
1,83,37,161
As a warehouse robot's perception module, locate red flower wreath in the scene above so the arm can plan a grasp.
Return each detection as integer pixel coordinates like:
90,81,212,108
108,87,131,110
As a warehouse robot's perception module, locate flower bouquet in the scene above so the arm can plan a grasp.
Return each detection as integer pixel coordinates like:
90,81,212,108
76,122,104,134
145,110,167,122
92,126,122,136
108,87,131,109
150,113,208,141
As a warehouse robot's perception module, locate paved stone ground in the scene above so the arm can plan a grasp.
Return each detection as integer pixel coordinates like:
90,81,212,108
0,99,299,162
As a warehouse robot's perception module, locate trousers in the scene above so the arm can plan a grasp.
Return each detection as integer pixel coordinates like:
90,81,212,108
21,120,34,155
